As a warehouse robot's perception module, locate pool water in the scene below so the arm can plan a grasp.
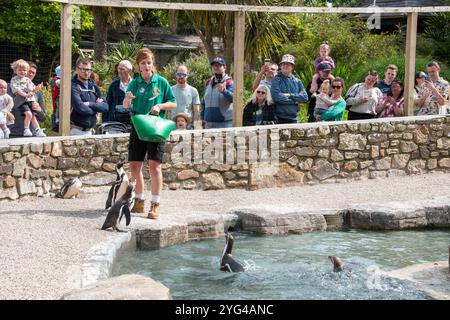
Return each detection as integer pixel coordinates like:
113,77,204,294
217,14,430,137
112,229,450,300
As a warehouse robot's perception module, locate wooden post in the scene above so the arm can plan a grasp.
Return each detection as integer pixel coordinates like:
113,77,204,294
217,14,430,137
59,3,72,136
404,12,418,117
233,11,245,127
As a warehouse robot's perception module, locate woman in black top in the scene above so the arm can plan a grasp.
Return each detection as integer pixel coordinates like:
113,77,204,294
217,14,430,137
243,85,276,126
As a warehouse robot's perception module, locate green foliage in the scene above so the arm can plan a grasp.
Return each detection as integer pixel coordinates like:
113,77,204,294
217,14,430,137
0,1,92,50
106,41,144,70
422,11,450,66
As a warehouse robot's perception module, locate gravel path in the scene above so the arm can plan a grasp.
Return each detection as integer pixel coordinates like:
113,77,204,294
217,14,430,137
1,172,450,299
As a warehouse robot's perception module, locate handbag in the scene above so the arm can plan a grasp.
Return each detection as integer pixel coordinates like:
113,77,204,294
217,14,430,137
131,113,175,142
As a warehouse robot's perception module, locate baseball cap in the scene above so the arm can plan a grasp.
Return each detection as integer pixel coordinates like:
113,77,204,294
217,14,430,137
211,57,226,66
318,63,332,72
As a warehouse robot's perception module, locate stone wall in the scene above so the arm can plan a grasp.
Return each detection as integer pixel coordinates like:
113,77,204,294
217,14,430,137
1,115,450,200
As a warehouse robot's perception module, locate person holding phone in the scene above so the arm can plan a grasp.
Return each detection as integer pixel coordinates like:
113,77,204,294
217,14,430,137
416,61,449,115
252,59,278,91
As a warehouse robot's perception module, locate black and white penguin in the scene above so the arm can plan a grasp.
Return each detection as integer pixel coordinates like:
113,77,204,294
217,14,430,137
55,177,82,199
105,162,129,210
220,227,245,273
328,256,344,272
101,180,135,232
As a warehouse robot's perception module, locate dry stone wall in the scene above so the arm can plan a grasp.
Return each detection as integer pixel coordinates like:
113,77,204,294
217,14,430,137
1,115,449,200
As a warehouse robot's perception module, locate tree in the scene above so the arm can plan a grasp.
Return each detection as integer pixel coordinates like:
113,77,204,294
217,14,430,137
182,0,297,68
92,7,142,61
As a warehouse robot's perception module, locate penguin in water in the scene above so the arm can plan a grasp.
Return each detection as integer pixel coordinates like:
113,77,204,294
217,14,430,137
101,180,135,232
55,178,82,199
105,162,129,210
328,256,344,272
220,227,245,273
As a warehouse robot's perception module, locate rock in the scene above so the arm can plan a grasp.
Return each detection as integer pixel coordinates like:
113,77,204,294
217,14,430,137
30,143,43,154
177,170,199,181
414,126,430,144
201,172,225,190
399,141,418,153
232,208,327,234
294,147,317,157
374,157,391,170
330,149,344,162
12,157,27,177
187,216,224,240
135,223,189,250
3,152,15,163
311,161,338,180
27,154,43,169
339,133,367,151
89,157,104,169
0,187,19,200
61,274,171,300
96,140,114,156
348,203,427,230
3,175,16,188
392,154,410,169
51,142,63,157
407,159,426,174
437,138,450,150
17,178,37,195
438,158,450,168
80,172,116,186
249,163,304,188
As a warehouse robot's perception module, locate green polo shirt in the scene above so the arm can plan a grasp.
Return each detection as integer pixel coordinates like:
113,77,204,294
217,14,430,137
128,73,176,117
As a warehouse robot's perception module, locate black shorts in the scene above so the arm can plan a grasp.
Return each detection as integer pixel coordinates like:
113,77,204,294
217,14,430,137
18,102,38,115
128,125,165,162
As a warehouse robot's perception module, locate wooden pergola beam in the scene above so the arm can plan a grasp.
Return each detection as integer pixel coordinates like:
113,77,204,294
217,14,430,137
404,12,418,117
44,0,450,13
59,3,72,136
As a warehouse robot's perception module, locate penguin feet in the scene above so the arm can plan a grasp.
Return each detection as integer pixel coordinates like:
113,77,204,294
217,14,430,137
131,199,145,213
147,201,160,219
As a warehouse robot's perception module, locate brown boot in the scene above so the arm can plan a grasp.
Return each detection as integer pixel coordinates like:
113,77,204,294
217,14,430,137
147,201,160,219
131,199,145,213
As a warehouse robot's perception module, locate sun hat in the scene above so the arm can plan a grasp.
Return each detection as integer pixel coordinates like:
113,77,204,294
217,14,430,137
279,54,295,66
173,112,190,123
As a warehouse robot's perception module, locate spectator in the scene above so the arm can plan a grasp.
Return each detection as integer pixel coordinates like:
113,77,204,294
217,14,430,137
270,54,308,124
377,64,398,96
306,62,334,122
315,77,347,122
9,59,45,137
0,79,14,139
201,57,234,129
173,112,190,130
414,71,427,115
252,61,278,91
50,65,61,132
376,79,404,118
171,65,201,129
310,41,336,93
416,61,449,115
312,79,340,117
70,57,108,135
123,48,176,219
243,84,276,126
104,60,133,126
345,70,383,120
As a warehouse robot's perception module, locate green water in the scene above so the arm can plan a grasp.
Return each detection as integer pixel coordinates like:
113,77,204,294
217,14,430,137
112,229,450,300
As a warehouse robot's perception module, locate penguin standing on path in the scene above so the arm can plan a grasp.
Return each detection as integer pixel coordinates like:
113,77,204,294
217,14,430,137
220,227,245,273
55,178,82,199
101,181,135,232
105,162,129,210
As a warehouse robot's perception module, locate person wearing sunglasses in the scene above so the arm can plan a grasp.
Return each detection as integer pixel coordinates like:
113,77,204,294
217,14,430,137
243,85,276,126
70,57,108,135
315,77,346,122
171,65,201,129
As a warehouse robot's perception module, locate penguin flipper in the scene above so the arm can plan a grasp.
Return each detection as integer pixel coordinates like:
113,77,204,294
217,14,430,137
105,185,114,209
119,204,131,226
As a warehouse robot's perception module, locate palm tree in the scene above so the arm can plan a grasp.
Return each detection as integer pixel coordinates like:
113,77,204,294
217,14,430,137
183,0,297,67
93,6,142,61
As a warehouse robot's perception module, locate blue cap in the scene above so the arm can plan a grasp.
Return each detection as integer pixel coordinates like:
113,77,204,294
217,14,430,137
55,65,61,78
318,63,332,72
211,57,226,66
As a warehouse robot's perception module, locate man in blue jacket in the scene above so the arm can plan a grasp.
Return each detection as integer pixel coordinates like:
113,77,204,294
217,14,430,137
270,54,308,124
70,57,108,135
201,57,234,129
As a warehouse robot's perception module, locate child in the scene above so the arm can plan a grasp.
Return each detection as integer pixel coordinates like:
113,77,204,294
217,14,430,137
9,59,46,137
173,112,190,130
310,41,336,93
0,79,14,139
313,80,339,116
50,65,61,132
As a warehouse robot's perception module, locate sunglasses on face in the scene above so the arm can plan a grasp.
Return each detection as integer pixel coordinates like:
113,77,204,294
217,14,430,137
256,91,266,94
176,72,187,78
331,85,342,89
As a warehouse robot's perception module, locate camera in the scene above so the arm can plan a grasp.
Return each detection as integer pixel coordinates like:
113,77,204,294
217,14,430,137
264,58,271,66
423,75,431,81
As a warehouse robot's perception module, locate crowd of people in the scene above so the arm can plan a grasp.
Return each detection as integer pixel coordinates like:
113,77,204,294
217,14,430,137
1,43,449,139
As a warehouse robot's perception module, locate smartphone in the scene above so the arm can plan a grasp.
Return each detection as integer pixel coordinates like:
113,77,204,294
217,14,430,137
264,58,271,66
423,75,431,81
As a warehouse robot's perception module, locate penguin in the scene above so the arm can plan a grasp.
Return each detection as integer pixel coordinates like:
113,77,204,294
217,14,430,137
328,256,344,272
220,227,245,273
101,180,135,232
105,162,129,210
55,177,82,199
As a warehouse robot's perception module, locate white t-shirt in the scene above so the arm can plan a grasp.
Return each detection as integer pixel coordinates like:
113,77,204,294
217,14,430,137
171,84,201,120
